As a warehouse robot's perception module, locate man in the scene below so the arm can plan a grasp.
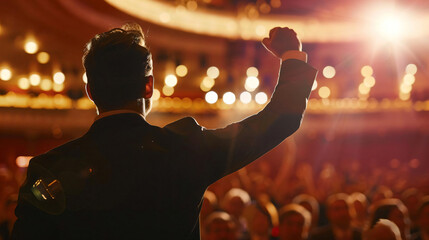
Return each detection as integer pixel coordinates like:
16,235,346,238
278,204,312,240
12,24,317,239
310,193,362,240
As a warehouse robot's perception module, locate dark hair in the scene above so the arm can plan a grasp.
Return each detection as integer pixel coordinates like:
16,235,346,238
368,199,409,229
83,24,152,110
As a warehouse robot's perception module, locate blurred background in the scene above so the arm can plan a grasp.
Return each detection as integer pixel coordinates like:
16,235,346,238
0,0,429,239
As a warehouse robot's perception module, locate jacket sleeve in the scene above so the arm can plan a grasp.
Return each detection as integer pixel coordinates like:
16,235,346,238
199,59,317,184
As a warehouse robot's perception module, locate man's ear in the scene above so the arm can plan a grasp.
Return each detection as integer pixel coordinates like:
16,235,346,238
143,75,154,98
85,84,93,101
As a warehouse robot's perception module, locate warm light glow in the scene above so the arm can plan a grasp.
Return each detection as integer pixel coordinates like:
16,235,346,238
255,25,266,37
322,66,336,79
359,83,370,95
318,86,331,98
207,66,220,79
246,67,259,77
205,91,218,104
164,74,178,87
222,92,236,105
361,66,373,77
37,52,50,64
162,85,174,96
377,15,402,40
40,79,52,91
403,74,415,85
83,73,88,83
159,12,170,23
400,83,412,93
53,83,65,92
16,156,32,168
18,78,30,90
24,40,38,54
0,68,12,81
240,91,251,104
363,76,376,88
399,92,410,101
406,64,417,75
200,77,215,92
53,72,65,84
29,74,41,86
152,88,160,100
175,65,188,77
245,76,259,92
255,92,268,104
311,80,318,91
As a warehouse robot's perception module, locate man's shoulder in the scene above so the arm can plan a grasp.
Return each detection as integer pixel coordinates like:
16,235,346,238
163,116,203,136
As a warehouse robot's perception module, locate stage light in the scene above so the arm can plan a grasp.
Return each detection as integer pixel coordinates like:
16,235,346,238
406,64,417,75
361,66,373,77
18,78,30,90
0,68,12,81
53,83,64,92
207,66,220,79
403,74,415,85
159,12,170,23
200,77,215,92
82,73,88,83
29,74,41,86
255,25,266,37
399,92,410,101
152,89,160,101
240,91,251,104
322,66,336,79
246,67,259,77
40,79,52,91
165,74,178,87
363,77,376,88
175,65,188,77
223,92,236,105
24,40,38,54
318,86,331,99
53,72,65,84
37,52,50,64
205,91,218,104
359,83,370,95
255,92,268,105
245,76,259,92
162,85,174,96
377,15,402,40
400,83,412,93
186,0,198,11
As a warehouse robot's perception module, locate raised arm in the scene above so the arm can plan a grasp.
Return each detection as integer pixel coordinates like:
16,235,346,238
199,27,318,184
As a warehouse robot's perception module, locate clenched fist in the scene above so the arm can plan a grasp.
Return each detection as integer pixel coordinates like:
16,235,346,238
262,27,302,58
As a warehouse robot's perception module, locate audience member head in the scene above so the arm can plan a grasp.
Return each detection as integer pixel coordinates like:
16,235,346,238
368,198,410,240
83,23,153,114
243,203,275,239
201,190,219,222
222,188,251,219
371,186,393,203
204,212,237,240
350,192,369,228
401,188,421,224
416,196,429,236
326,193,353,230
278,204,311,240
365,219,402,240
292,194,319,227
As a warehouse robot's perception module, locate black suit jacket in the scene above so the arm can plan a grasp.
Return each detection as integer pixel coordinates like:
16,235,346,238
12,59,317,239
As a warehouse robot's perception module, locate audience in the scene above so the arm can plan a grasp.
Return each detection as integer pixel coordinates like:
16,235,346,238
365,219,402,240
204,212,238,240
278,204,311,240
412,196,429,240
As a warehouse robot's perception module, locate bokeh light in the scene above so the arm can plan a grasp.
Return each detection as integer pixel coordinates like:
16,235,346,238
222,92,236,105
40,79,53,91
165,74,178,87
405,64,417,75
245,76,259,92
207,66,220,79
24,40,39,54
162,85,174,96
246,67,259,77
200,77,215,92
53,83,65,92
255,92,268,105
82,73,88,84
363,76,376,88
361,66,373,77
0,68,12,81
205,91,218,104
53,72,65,84
175,65,188,77
322,66,336,79
318,86,331,98
29,73,41,86
152,88,160,101
240,91,252,104
16,156,32,168
37,52,50,64
18,77,30,90
403,74,415,85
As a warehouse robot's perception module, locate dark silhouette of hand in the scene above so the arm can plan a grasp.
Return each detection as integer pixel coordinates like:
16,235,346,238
262,27,302,58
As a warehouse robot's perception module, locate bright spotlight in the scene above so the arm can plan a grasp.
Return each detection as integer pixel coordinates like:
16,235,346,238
222,92,236,105
205,91,218,104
